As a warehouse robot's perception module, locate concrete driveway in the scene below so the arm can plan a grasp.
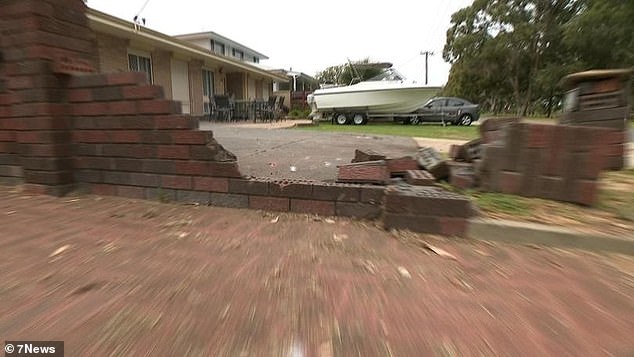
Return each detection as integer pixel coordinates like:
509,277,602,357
200,122,418,181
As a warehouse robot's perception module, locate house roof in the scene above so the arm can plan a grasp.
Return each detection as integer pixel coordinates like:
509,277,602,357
85,9,286,82
174,31,269,60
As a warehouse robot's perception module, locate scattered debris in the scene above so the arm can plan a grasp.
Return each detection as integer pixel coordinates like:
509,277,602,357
290,166,297,172
49,244,71,258
397,266,411,279
423,243,457,260
333,233,348,242
324,218,335,224
270,216,280,224
6,210,16,215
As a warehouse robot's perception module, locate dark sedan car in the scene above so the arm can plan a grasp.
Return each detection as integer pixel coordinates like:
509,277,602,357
411,97,480,125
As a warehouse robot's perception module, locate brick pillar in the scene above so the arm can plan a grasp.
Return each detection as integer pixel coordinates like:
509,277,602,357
188,60,203,115
0,0,97,195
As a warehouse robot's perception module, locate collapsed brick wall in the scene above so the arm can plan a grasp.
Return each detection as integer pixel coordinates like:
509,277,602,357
478,122,622,205
0,0,476,236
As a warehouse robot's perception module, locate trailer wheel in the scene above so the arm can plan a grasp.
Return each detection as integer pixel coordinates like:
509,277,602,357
352,113,366,125
335,113,349,125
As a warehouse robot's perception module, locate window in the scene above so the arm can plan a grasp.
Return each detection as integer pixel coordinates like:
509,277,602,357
253,56,259,63
128,53,152,83
429,99,445,108
212,40,225,55
202,69,215,114
447,99,464,107
232,48,244,60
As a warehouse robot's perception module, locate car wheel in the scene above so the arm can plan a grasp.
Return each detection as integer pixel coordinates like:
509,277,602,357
459,114,473,126
352,113,365,125
409,116,421,125
335,113,348,125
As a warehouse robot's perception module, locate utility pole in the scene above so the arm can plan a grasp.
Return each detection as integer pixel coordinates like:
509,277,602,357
420,51,434,85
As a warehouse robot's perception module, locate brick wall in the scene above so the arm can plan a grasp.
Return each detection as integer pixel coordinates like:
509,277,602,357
0,0,476,237
478,122,618,205
95,32,129,73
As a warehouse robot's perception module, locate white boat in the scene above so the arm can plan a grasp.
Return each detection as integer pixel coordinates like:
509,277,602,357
307,69,441,125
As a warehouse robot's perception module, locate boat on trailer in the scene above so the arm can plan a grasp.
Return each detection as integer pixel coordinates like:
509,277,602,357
307,68,441,125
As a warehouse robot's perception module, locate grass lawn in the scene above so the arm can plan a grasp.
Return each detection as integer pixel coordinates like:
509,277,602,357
295,122,480,141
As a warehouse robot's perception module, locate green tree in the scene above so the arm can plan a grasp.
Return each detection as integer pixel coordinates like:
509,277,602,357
443,0,584,115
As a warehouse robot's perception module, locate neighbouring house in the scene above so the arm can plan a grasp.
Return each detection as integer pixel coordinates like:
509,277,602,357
270,69,320,110
87,9,287,116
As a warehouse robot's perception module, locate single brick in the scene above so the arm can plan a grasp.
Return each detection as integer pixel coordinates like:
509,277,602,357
175,190,210,205
121,85,164,100
351,149,386,163
105,71,148,86
157,145,190,159
208,162,242,178
154,115,198,129
312,183,360,202
249,196,289,212
175,161,209,176
383,213,441,235
160,175,192,190
171,131,210,145
109,130,142,143
193,177,229,192
209,193,248,208
406,170,436,186
337,160,390,184
108,101,138,115
386,156,418,176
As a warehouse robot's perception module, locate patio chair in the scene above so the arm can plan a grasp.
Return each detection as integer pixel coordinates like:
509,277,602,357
213,95,233,122
274,96,285,121
261,95,277,122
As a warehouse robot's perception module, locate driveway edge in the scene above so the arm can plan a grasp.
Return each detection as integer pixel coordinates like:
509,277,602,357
468,218,634,255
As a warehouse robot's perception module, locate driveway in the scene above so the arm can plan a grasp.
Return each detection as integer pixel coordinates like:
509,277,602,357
200,122,418,181
1,187,632,355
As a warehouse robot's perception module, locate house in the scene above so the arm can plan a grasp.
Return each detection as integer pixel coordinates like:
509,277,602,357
269,69,320,110
174,31,268,65
87,9,287,116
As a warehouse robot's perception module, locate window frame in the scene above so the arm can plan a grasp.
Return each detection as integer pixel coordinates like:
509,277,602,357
127,51,153,83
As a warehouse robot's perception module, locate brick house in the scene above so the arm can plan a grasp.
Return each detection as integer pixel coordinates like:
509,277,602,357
87,8,287,116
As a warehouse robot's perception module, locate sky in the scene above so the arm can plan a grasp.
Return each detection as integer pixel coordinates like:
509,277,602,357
87,0,474,86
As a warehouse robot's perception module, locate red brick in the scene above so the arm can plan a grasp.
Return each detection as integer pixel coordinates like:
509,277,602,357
16,130,70,144
175,161,209,176
67,74,108,88
360,186,385,204
20,143,72,157
157,145,190,159
90,183,116,196
92,86,124,101
75,156,111,170
526,124,554,148
499,171,522,195
383,213,441,234
269,180,314,199
229,178,269,195
0,131,16,142
102,144,156,159
105,72,148,86
337,160,389,184
291,199,335,216
208,162,242,178
154,115,197,129
386,156,418,176
351,149,386,163
73,130,109,143
406,170,436,186
118,116,156,130
110,130,141,143
12,103,67,117
0,93,16,106
21,117,72,130
569,179,599,206
137,100,178,115
171,131,209,145
312,183,360,202
116,185,145,199
23,169,73,185
141,131,173,144
438,217,468,237
161,175,192,190
335,202,381,219
142,159,177,174
121,85,164,100
537,176,565,201
128,173,160,187
72,102,109,116
193,177,229,192
108,101,138,115
249,196,289,212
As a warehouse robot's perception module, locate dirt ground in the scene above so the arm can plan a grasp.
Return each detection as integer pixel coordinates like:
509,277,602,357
0,186,633,356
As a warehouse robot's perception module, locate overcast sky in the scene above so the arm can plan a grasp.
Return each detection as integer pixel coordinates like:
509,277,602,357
87,0,473,86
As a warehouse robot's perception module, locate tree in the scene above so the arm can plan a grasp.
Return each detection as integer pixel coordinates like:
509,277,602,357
443,0,586,115
315,59,391,85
